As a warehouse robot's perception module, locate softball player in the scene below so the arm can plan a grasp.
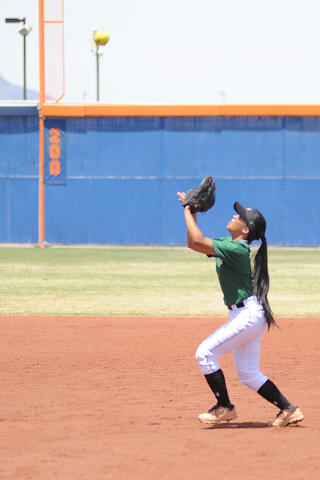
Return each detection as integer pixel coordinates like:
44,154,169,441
177,192,304,427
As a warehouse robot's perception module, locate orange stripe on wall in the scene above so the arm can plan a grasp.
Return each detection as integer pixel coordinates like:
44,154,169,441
40,104,320,117
38,115,45,245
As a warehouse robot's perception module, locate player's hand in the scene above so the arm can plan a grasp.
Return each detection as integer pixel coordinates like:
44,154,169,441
177,191,186,202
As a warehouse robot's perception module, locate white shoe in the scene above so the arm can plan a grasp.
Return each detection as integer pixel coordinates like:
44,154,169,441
268,407,304,427
198,404,238,424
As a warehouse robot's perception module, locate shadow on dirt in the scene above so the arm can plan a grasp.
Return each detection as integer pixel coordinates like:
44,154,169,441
203,422,270,429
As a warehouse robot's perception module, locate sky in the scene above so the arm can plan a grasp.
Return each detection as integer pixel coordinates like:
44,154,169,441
1,0,320,105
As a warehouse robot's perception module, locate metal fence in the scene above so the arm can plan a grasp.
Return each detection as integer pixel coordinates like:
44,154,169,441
1,112,319,245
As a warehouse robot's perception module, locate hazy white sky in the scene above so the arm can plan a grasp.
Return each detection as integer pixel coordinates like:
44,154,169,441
1,0,320,104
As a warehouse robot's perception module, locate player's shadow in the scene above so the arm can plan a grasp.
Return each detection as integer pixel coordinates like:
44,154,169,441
203,421,269,429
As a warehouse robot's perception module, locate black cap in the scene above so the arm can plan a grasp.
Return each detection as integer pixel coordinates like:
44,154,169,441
234,202,256,238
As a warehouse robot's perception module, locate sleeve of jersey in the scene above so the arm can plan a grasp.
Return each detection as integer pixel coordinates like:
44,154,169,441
210,237,240,267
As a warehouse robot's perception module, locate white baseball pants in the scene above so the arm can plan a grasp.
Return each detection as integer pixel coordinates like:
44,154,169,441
195,296,268,392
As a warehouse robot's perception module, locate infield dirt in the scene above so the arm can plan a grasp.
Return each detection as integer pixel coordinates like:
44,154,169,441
1,316,319,480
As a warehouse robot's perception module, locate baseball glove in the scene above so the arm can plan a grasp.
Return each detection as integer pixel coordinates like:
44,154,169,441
182,176,216,213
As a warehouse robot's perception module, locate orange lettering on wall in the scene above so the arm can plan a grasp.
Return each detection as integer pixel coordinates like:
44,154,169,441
49,144,61,159
49,160,61,175
49,128,61,143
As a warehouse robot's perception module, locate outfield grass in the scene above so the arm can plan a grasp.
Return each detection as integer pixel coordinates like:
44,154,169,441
0,247,319,316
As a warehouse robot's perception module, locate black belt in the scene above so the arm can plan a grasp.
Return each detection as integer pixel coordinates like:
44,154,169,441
228,301,244,311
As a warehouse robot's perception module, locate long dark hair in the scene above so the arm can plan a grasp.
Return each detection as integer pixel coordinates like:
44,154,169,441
247,210,277,329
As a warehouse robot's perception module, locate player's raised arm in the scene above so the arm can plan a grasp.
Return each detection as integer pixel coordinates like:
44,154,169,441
183,206,215,255
177,187,215,256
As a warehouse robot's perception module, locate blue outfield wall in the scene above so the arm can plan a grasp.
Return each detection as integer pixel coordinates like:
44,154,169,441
0,116,39,243
1,115,320,245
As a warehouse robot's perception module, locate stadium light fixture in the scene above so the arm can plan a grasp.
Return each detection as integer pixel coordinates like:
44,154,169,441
90,28,110,101
5,17,33,100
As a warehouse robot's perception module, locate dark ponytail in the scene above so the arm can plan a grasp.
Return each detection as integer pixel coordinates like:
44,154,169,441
247,212,277,329
252,237,276,329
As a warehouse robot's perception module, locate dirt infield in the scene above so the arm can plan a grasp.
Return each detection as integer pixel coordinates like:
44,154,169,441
1,316,319,480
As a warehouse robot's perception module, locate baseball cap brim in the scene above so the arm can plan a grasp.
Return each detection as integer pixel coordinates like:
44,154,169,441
234,201,256,239
234,202,248,221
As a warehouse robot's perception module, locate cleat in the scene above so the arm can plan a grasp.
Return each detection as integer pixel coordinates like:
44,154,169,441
198,404,238,424
268,407,304,427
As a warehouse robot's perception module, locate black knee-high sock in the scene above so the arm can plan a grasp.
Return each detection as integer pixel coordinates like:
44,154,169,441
205,369,233,409
258,380,296,411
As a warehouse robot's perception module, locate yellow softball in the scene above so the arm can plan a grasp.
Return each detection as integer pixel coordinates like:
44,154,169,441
94,29,110,46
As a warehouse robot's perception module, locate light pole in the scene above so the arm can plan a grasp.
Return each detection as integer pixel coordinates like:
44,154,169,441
91,29,110,101
5,17,32,100
219,91,226,104
96,42,102,102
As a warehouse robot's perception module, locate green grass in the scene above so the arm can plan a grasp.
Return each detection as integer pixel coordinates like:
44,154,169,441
0,247,319,317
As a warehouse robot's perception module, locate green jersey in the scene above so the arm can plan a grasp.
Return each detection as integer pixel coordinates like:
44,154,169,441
210,236,253,306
